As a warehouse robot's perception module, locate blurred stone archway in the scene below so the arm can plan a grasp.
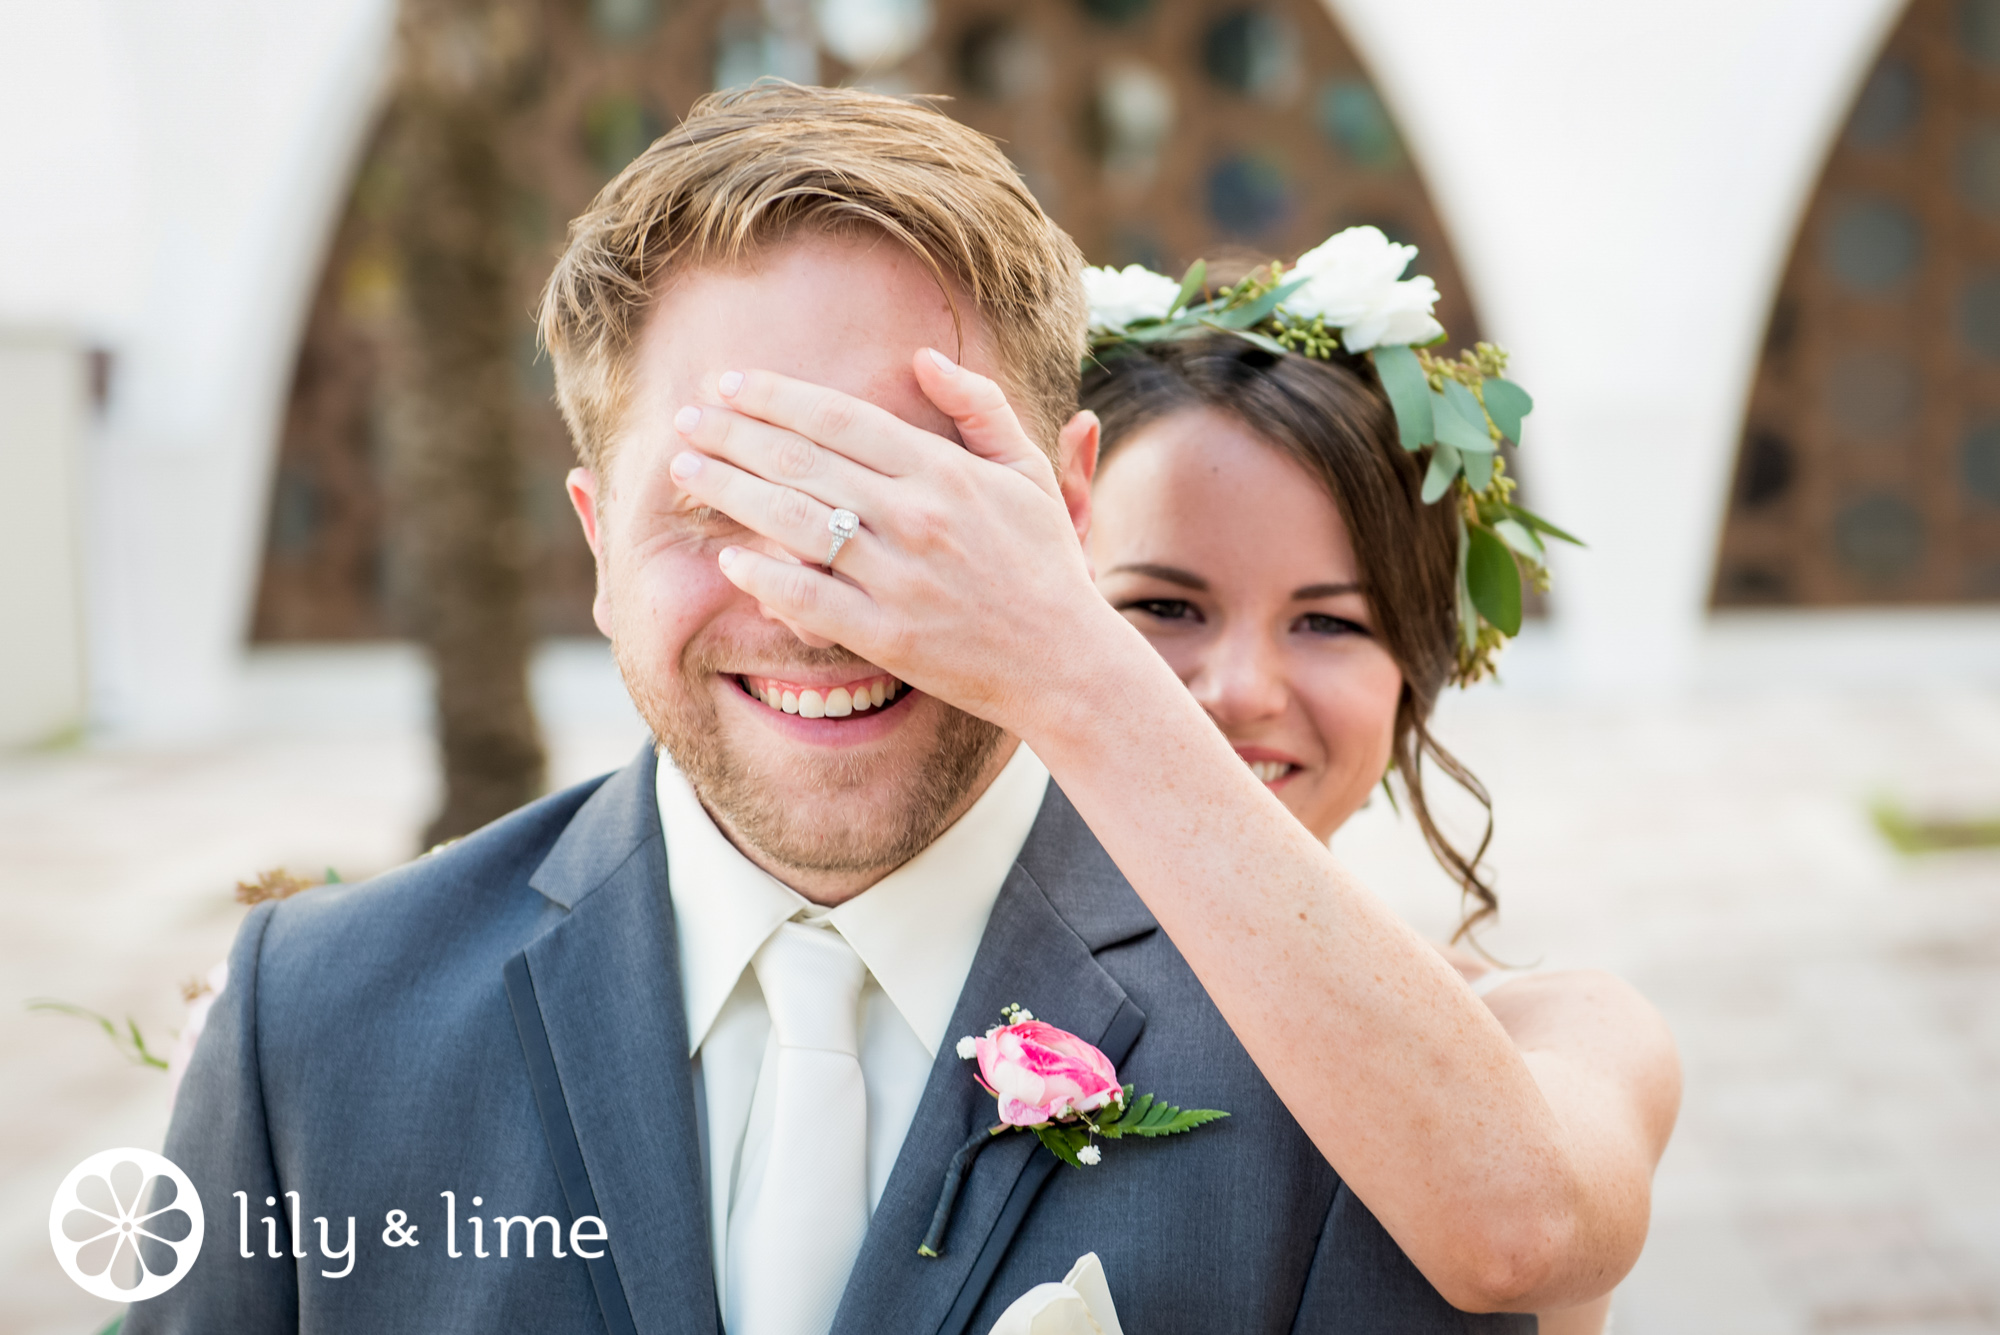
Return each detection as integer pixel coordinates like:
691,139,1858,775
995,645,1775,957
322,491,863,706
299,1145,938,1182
1717,0,2000,608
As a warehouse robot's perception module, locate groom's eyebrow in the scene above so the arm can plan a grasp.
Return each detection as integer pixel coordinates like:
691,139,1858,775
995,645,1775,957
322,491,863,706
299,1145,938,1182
1293,582,1364,599
1112,563,1207,590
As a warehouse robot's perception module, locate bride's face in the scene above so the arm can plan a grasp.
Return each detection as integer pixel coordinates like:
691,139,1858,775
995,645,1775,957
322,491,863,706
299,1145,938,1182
1088,406,1404,843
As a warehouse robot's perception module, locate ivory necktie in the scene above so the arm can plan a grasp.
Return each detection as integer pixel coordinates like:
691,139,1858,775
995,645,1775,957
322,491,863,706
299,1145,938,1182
725,921,870,1335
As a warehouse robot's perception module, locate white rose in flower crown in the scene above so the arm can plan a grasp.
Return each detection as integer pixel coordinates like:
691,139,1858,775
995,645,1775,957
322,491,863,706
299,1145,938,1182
1081,264,1181,331
1282,226,1445,352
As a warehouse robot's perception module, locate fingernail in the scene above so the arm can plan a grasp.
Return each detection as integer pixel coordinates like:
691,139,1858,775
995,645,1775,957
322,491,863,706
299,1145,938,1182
718,546,739,570
718,371,744,397
926,347,959,375
674,405,701,434
670,451,702,480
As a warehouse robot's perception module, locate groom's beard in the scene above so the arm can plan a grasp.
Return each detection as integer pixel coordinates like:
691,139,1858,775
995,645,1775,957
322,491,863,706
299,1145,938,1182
618,627,1004,878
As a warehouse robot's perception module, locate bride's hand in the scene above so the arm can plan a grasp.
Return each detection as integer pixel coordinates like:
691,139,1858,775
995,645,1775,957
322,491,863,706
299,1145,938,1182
666,348,1130,733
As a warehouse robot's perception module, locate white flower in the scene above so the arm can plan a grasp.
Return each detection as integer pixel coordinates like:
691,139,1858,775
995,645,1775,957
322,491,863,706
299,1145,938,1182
1076,1144,1102,1166
1081,264,1181,331
1281,226,1444,352
956,1035,978,1060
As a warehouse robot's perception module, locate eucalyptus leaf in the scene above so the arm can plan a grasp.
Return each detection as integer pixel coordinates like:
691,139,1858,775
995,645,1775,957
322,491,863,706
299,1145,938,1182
1507,504,1585,547
1209,277,1308,330
1171,259,1207,316
1191,324,1291,357
1465,525,1523,635
1482,378,1533,443
1124,318,1195,343
1461,446,1494,492
1371,345,1434,449
1443,379,1493,437
1421,441,1463,503
1432,388,1495,454
1494,518,1544,560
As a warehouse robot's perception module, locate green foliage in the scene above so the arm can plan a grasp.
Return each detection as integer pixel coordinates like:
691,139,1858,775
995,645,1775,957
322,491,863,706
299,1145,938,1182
1436,381,1495,453
1461,447,1495,493
1465,526,1523,636
1033,1123,1093,1167
1370,345,1434,449
28,1001,169,1071
1481,377,1533,443
1421,442,1462,503
1093,1086,1231,1138
1872,800,2000,853
1493,518,1544,560
1171,259,1207,316
1504,503,1584,547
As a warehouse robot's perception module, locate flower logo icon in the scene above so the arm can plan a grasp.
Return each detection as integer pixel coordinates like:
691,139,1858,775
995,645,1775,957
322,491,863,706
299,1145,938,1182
49,1148,204,1301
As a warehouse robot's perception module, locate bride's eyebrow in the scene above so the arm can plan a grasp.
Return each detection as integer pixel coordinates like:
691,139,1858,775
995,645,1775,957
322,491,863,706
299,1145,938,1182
1110,563,1207,591
1293,582,1363,600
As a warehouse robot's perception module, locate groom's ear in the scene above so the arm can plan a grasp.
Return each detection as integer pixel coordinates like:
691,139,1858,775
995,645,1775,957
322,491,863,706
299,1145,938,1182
566,466,615,639
1056,410,1100,547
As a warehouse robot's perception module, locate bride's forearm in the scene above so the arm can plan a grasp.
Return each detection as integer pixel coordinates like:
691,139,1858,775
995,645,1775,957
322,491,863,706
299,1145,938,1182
1015,610,1629,1312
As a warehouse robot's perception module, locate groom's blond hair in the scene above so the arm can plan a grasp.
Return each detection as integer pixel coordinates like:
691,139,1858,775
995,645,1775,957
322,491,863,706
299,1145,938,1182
538,81,1087,471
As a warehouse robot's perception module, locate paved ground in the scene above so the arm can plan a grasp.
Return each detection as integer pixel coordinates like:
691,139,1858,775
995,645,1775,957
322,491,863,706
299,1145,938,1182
2,644,1996,1333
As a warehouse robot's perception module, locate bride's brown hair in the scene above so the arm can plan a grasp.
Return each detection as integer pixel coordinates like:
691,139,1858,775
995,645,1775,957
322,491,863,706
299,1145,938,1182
1082,332,1498,941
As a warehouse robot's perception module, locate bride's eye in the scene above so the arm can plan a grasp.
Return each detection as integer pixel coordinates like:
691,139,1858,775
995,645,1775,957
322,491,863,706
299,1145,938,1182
1122,599,1201,624
1297,612,1369,638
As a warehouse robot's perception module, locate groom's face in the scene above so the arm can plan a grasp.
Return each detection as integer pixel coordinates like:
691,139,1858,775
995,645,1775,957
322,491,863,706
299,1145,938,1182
568,233,1010,889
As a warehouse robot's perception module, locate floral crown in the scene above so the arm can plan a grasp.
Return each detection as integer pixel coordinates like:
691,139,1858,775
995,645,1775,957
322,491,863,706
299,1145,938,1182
1081,227,1579,685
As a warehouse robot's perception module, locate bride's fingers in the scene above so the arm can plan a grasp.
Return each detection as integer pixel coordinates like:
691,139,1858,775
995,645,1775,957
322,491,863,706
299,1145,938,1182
669,450,870,573
716,544,879,645
718,368,928,477
911,347,1060,496
673,401,880,512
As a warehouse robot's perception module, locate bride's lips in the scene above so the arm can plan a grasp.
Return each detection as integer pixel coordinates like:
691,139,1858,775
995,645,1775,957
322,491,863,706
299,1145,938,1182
1234,746,1303,788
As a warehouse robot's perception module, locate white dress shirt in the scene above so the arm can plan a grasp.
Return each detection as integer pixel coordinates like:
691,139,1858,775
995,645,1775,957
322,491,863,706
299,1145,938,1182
655,742,1051,1302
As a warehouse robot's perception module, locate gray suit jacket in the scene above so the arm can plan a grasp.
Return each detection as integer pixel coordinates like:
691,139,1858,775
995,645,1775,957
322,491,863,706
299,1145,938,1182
128,746,1533,1333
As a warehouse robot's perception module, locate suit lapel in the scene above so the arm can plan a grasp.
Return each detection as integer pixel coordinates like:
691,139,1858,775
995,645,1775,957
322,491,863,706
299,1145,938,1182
830,784,1156,1335
511,747,720,1335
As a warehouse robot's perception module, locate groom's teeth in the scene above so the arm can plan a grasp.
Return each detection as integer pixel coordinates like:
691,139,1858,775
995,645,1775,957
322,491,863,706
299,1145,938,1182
742,673,905,716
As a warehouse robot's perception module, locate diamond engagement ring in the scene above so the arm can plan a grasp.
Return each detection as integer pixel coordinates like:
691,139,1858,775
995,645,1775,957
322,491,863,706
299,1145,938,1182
826,508,860,567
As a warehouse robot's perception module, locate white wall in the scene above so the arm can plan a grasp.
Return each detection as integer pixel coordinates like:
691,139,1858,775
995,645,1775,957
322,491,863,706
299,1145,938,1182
1331,0,1911,690
0,0,394,742
0,335,88,747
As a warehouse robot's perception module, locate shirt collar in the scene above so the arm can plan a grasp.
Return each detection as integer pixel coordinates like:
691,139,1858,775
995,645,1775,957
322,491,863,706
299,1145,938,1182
657,743,1051,1059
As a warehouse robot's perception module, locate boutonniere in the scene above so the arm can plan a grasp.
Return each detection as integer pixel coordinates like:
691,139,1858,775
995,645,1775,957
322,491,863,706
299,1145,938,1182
919,1004,1228,1257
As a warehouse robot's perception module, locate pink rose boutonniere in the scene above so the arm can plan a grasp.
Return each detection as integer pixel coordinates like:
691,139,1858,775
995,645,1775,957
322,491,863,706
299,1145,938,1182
919,1004,1228,1257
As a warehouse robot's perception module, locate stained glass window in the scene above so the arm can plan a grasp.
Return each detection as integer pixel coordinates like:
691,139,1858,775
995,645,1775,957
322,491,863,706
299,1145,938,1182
1715,0,2000,606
